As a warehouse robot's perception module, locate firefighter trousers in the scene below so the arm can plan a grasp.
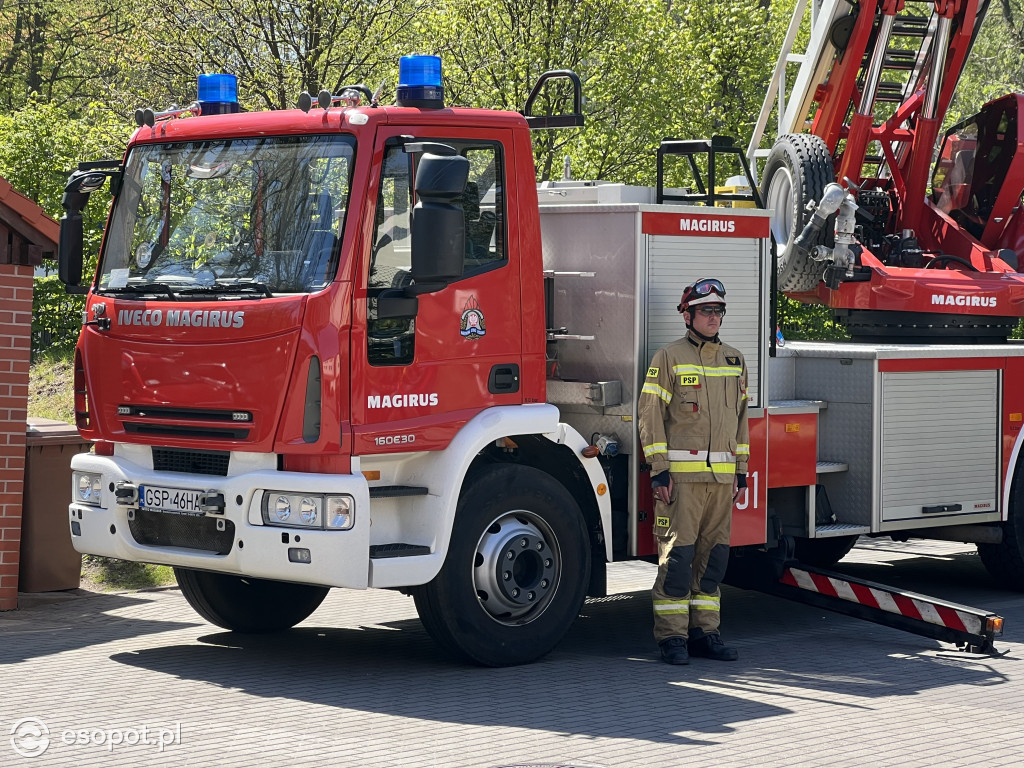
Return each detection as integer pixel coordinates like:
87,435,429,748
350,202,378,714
652,480,733,642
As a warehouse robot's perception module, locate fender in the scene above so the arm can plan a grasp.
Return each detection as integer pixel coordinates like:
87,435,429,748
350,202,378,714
1005,427,1024,518
365,403,612,588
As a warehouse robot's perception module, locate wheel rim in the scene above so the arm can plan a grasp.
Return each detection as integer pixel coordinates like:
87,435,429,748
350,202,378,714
766,165,796,256
473,510,561,625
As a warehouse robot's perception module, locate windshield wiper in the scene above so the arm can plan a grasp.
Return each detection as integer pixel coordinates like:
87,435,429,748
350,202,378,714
100,282,182,300
177,281,274,298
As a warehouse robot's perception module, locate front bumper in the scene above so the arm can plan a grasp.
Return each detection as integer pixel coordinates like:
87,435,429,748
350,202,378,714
68,449,371,589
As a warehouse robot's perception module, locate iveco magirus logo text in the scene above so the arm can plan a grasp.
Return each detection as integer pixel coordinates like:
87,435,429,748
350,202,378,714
116,309,245,328
930,294,996,308
680,218,736,233
367,393,439,409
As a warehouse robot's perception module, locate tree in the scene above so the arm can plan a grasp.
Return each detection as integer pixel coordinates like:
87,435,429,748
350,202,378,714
0,100,130,351
0,0,132,110
119,0,420,113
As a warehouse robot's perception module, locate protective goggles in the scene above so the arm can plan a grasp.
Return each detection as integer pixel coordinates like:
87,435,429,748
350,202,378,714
690,278,726,298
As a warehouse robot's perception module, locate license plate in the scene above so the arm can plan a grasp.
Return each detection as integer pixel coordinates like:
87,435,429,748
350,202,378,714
139,485,204,515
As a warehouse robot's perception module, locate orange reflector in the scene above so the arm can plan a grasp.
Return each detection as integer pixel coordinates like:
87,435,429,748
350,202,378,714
1010,413,1023,423
987,616,1004,635
362,470,381,481
596,483,607,496
785,423,800,433
581,446,600,459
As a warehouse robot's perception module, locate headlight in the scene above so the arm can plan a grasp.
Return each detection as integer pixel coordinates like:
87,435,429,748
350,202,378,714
74,472,104,506
326,495,354,529
262,492,343,529
299,497,319,525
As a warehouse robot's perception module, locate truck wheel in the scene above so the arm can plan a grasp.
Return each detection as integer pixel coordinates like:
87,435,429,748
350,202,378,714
413,464,591,666
977,476,1024,590
793,535,858,568
761,134,835,292
174,568,329,632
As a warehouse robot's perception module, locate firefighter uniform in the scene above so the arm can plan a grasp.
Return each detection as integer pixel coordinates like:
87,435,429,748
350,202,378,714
638,330,749,643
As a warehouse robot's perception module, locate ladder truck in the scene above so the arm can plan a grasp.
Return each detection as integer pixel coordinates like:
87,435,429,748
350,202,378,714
55,56,1008,667
748,0,1024,340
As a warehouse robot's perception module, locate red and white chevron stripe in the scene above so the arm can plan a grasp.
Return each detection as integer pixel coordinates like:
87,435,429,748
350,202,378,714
781,566,984,636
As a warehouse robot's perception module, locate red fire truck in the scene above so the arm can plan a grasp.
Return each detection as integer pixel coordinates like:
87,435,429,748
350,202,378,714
57,45,1013,666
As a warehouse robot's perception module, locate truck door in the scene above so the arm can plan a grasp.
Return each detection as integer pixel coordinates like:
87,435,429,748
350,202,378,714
350,128,523,453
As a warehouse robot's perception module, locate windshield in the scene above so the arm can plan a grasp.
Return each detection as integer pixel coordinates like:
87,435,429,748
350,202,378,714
99,134,355,297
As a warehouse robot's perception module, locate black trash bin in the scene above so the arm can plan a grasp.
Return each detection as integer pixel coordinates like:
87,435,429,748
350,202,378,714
19,418,92,592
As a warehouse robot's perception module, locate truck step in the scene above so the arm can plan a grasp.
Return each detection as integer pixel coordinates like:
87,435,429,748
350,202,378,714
814,522,869,537
369,543,431,559
368,485,429,498
816,460,849,474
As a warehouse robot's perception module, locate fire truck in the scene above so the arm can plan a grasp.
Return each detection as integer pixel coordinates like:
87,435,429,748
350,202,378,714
56,34,1014,666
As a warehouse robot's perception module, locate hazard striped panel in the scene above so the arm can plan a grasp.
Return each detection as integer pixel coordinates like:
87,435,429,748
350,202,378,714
781,565,983,636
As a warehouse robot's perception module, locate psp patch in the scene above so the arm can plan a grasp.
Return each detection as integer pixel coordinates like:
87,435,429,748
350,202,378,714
656,516,670,528
726,356,740,365
647,366,659,378
679,374,700,386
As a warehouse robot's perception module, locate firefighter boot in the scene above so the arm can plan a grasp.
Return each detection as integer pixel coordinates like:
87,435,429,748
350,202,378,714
658,636,690,665
688,629,739,661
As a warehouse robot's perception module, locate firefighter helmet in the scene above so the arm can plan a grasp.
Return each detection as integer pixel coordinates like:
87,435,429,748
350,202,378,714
678,278,727,313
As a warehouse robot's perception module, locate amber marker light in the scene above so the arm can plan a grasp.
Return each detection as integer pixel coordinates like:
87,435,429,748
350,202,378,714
581,445,600,459
987,616,1004,636
362,470,381,481
596,483,608,496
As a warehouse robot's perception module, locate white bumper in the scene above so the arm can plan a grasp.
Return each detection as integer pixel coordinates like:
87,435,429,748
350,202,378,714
68,450,371,589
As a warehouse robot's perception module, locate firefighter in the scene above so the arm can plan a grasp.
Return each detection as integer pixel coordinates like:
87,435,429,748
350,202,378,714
638,278,749,664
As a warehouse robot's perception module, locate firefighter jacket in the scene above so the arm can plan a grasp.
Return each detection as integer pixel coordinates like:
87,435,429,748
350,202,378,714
638,331,750,483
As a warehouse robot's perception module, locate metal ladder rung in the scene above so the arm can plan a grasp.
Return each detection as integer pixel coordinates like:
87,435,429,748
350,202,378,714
892,15,932,38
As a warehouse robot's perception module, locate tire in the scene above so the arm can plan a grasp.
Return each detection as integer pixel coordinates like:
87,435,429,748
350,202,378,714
978,475,1024,590
793,535,858,568
174,568,329,632
413,464,592,666
761,134,836,292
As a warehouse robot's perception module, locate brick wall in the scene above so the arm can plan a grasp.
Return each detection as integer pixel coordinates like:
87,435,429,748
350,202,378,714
0,265,33,610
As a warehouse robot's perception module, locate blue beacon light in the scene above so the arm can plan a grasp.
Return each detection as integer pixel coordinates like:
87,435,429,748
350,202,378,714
197,73,240,115
396,55,445,109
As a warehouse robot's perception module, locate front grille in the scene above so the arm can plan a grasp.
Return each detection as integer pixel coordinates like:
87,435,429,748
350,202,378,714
153,447,230,476
126,423,250,440
128,508,234,554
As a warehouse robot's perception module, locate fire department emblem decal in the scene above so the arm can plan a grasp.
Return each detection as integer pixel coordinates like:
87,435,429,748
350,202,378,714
460,296,486,339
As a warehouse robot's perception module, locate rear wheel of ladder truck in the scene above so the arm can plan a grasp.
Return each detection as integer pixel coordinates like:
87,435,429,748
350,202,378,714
174,568,329,632
977,472,1024,590
413,464,591,666
761,134,836,292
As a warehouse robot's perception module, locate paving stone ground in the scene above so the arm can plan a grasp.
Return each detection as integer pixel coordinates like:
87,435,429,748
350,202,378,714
1,539,1022,768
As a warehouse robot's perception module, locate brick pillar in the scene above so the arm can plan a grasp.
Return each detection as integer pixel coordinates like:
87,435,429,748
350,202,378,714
0,266,33,610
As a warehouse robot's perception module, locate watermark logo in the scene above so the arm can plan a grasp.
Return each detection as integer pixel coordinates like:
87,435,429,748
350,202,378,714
10,718,50,758
8,718,181,757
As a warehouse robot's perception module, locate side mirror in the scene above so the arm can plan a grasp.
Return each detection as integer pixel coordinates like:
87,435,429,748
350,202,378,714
58,212,84,288
411,153,469,285
58,168,109,291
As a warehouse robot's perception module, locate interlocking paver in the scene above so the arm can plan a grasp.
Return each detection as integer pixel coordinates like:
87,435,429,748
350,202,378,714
1,540,1021,767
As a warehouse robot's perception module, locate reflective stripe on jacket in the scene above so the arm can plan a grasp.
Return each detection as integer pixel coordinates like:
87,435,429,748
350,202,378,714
638,331,750,483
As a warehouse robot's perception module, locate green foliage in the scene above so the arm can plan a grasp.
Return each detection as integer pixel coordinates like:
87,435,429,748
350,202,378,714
0,100,129,353
32,275,83,353
776,294,848,341
28,347,75,422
